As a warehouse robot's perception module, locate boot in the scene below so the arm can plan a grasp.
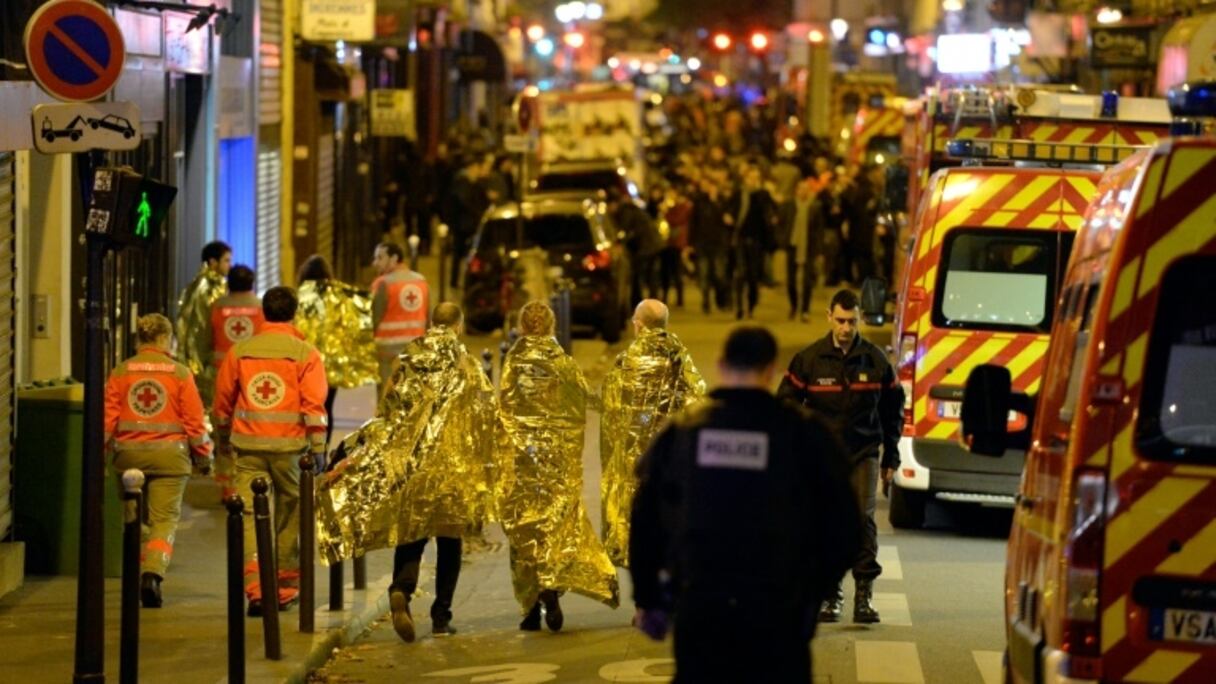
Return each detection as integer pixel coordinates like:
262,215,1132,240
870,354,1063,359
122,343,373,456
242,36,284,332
818,584,843,623
431,613,457,637
854,579,880,624
140,573,163,608
541,590,564,632
389,589,416,643
519,602,542,631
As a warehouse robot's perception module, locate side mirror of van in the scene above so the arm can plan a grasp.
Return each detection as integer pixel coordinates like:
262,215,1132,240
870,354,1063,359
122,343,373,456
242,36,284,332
860,278,888,326
961,365,1035,456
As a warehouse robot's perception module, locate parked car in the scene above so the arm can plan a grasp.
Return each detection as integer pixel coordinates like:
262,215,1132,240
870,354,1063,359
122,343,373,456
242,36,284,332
461,194,630,342
528,160,642,205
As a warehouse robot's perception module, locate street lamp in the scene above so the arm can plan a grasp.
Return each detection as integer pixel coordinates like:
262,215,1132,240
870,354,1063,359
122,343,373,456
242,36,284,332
1096,6,1123,23
526,24,545,41
808,29,826,44
830,18,849,42
563,31,585,49
749,31,769,51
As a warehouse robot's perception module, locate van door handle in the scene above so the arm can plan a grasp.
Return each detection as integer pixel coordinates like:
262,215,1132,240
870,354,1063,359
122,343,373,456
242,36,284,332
1016,494,1038,510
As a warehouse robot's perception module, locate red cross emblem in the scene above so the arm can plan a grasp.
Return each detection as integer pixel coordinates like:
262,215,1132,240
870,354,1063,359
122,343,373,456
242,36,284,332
224,315,254,343
399,283,424,312
127,379,167,418
247,372,285,409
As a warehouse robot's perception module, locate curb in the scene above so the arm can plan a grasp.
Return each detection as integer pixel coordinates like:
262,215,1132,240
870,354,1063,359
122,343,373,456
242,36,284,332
282,589,391,684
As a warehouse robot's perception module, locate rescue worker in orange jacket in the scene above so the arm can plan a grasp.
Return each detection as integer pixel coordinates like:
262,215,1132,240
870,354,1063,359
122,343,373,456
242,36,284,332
204,265,265,499
212,286,329,616
104,313,213,608
371,241,429,388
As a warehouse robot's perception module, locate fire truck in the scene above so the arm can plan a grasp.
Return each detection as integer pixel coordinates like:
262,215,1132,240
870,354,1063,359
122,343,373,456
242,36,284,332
960,82,1216,684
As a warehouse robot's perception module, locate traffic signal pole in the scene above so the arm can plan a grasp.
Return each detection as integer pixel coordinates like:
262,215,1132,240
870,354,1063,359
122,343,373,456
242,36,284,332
74,150,108,683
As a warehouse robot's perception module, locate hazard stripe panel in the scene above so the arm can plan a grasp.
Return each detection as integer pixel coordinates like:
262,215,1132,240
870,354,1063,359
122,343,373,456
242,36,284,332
1101,594,1127,654
1123,651,1201,683
1104,477,1208,568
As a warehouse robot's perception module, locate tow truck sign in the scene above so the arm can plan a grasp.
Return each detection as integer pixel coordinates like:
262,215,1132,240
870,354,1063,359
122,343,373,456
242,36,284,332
32,101,141,153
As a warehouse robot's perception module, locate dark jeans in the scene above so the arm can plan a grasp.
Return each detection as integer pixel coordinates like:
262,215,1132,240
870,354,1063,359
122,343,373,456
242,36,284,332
850,458,882,582
658,247,684,305
324,387,338,448
695,249,729,312
391,536,462,620
733,242,764,316
785,251,814,315
674,588,812,683
449,235,470,288
631,252,660,306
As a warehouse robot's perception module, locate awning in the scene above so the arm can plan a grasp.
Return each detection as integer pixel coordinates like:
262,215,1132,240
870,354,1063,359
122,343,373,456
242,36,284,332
455,29,506,84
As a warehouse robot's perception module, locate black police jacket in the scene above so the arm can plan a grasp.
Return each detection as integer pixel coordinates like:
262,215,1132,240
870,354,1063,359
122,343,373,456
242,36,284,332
776,333,903,469
629,388,861,615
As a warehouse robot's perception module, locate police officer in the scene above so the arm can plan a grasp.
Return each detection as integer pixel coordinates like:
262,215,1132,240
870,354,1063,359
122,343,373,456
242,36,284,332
630,326,860,682
777,289,904,624
176,241,231,407
104,314,213,607
371,241,429,389
204,265,265,499
212,286,329,616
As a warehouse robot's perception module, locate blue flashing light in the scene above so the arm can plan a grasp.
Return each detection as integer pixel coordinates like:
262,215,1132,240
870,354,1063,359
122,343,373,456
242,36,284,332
536,37,555,56
1167,82,1216,118
945,139,974,157
867,28,886,45
1100,91,1118,118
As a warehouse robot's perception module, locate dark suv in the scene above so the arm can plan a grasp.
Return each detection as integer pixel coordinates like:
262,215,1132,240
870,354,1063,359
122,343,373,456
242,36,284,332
461,195,630,342
529,160,642,205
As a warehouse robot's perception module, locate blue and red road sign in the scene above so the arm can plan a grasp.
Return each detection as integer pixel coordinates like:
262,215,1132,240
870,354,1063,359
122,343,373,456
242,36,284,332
24,0,125,102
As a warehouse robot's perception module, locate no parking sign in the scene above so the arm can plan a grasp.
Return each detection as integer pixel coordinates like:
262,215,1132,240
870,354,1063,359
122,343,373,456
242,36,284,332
23,0,125,102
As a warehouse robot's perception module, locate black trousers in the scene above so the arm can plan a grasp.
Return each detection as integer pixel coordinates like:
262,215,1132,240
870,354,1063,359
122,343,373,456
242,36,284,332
785,251,814,315
391,536,462,620
733,242,764,316
658,247,684,305
324,387,338,448
850,458,882,581
674,589,813,683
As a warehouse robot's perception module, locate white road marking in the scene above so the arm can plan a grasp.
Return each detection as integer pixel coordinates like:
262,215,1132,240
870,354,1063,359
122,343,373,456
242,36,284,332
871,592,912,627
598,658,675,682
855,641,925,683
973,650,1004,684
877,545,903,580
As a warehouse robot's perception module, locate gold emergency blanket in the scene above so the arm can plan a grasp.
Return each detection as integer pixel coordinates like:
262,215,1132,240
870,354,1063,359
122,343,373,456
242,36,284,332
175,267,226,405
600,328,706,567
497,335,620,613
315,328,497,565
295,279,378,389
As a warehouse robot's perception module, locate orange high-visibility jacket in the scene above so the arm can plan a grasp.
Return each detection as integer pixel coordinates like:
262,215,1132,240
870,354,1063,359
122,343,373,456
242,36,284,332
104,347,212,459
209,291,265,367
371,268,428,356
212,322,329,454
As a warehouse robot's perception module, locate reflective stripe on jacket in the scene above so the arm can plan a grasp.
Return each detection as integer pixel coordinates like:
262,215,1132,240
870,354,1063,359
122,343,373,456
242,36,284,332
210,292,265,365
211,322,329,453
103,347,212,459
371,268,428,353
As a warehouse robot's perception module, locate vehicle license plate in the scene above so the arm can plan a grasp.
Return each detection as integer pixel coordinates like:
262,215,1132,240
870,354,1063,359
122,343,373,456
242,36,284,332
1150,607,1216,645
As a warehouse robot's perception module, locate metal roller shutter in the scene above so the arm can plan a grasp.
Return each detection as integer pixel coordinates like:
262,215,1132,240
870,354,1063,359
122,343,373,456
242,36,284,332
316,132,335,264
0,153,15,540
256,147,282,289
259,0,282,124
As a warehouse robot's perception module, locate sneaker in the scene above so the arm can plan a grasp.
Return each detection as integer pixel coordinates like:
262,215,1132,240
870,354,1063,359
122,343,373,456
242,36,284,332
390,589,416,643
432,616,457,637
519,603,542,631
140,573,163,609
541,591,563,632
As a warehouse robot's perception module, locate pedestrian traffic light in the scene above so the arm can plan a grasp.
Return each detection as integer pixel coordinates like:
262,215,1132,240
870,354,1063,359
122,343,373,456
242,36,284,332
85,167,176,248
711,33,731,51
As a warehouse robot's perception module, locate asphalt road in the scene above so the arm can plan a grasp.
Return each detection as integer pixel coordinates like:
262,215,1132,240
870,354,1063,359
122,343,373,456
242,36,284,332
312,261,1013,683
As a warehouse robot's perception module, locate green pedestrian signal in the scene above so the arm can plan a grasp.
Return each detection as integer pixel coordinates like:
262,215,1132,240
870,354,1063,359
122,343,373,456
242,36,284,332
135,192,152,238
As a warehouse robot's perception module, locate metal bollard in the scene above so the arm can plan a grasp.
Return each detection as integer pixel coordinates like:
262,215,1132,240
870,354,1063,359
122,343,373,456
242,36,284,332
550,284,572,354
481,348,493,381
251,477,282,660
408,234,420,272
329,561,344,611
354,554,367,590
225,495,246,684
437,223,450,303
120,469,144,684
499,339,510,371
298,454,315,633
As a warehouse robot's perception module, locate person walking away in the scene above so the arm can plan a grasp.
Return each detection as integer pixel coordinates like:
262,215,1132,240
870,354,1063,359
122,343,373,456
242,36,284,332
370,242,429,390
176,241,231,407
104,314,213,608
845,165,883,284
783,181,819,322
445,154,491,288
658,184,692,307
819,176,849,286
776,289,903,623
296,255,379,449
611,190,663,306
600,300,705,567
498,301,620,632
630,326,861,682
212,287,329,616
689,178,730,314
206,265,264,498
732,166,778,319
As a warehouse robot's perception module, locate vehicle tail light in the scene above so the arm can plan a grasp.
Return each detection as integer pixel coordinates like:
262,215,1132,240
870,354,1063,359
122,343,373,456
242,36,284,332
1062,468,1107,679
898,333,916,434
582,249,611,271
468,255,485,275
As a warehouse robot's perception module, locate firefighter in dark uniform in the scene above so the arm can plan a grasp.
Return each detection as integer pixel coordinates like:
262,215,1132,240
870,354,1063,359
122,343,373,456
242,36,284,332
630,326,861,683
777,289,904,624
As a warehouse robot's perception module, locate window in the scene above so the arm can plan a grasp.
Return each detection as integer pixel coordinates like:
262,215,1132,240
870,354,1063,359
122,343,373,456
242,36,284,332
934,229,1075,333
478,215,594,250
1136,256,1216,462
535,170,624,196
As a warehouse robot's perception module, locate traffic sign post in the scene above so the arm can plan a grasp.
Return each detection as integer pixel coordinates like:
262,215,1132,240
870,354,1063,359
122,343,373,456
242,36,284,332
24,0,126,102
33,101,142,153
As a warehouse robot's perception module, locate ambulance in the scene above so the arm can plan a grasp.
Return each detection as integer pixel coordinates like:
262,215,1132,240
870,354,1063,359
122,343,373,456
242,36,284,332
960,82,1216,683
878,134,1163,529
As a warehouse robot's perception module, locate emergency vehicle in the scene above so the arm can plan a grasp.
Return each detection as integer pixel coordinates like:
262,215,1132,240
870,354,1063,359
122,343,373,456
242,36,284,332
848,98,906,166
960,82,1216,684
881,133,1159,529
